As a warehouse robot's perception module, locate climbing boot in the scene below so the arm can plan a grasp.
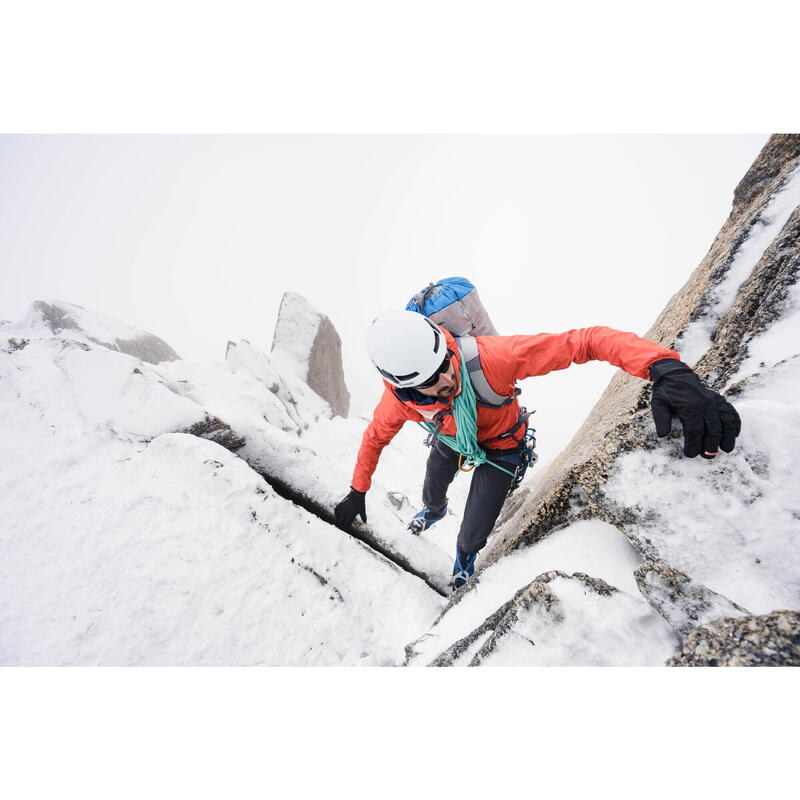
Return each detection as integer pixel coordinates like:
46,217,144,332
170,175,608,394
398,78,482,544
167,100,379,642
451,549,477,590
407,501,448,534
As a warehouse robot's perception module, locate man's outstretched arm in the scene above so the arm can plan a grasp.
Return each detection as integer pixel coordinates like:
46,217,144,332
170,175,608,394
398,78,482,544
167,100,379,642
481,326,740,458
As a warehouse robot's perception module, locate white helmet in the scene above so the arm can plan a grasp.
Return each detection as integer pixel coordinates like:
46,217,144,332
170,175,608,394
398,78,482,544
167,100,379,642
366,310,448,388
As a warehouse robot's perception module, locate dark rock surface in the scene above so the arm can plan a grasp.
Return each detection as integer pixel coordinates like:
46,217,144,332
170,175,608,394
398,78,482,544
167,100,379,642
271,292,350,418
667,610,800,666
181,413,246,451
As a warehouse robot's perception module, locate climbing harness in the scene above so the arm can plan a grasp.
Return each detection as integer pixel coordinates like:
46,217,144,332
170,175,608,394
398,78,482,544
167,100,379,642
507,426,538,496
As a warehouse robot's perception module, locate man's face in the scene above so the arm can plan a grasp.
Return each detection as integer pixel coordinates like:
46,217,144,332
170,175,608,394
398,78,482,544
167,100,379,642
416,358,459,400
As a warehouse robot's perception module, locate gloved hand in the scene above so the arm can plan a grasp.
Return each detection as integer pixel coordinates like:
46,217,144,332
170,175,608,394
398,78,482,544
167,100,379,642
334,487,367,529
649,359,741,458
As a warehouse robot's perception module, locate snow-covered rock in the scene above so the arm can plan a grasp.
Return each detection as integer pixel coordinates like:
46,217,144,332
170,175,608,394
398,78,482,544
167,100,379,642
634,561,750,641
409,569,677,667
405,519,678,666
667,610,800,666
271,292,350,418
24,299,180,363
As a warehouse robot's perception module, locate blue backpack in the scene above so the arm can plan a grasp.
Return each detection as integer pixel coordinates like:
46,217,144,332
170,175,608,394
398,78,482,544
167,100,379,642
405,277,517,409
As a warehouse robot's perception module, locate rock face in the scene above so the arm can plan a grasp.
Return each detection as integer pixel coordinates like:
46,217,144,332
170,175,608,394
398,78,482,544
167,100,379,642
667,610,800,666
489,135,800,566
26,300,180,364
410,134,800,666
271,292,350,418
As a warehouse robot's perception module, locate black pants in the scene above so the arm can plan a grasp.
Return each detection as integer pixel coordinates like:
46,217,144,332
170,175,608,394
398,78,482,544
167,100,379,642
422,439,520,555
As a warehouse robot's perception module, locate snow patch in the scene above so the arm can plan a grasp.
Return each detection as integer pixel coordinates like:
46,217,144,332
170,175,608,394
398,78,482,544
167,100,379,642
677,166,800,366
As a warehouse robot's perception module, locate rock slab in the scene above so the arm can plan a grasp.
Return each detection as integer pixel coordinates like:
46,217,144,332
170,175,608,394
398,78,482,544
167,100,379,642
271,292,350,418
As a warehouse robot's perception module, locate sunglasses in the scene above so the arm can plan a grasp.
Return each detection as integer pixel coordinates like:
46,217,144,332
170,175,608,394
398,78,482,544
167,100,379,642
414,352,452,389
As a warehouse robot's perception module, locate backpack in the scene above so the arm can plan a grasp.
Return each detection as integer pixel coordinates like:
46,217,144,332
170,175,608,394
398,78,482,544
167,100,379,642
405,277,498,337
405,277,518,409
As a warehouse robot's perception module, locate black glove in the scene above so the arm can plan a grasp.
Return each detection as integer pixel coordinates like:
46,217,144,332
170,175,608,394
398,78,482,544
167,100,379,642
649,359,741,458
334,487,367,529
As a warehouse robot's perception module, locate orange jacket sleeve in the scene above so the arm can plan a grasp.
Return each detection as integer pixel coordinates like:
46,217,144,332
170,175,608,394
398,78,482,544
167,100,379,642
479,326,681,388
350,388,420,493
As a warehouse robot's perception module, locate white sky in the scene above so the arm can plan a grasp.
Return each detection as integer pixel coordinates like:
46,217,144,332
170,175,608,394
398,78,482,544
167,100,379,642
0,134,767,461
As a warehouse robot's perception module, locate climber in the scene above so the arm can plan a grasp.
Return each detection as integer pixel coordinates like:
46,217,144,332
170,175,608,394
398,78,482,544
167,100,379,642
333,310,741,591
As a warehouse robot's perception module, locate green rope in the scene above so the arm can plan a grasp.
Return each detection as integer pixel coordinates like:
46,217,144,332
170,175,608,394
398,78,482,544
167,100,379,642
416,347,516,477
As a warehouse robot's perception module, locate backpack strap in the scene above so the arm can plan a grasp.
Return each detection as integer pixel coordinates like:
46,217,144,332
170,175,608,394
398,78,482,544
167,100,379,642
456,336,520,409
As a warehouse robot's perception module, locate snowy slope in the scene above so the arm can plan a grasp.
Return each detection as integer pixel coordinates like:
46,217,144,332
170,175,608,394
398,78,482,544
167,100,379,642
0,308,452,665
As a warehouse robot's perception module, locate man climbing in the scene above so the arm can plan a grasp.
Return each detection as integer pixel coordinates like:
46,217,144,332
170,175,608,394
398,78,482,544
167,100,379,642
333,309,741,591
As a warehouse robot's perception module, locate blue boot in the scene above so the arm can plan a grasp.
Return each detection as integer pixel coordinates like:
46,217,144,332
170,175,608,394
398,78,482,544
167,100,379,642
407,501,448,534
451,549,477,590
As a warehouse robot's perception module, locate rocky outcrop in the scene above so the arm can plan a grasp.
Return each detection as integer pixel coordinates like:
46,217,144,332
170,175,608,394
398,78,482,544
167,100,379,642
416,134,800,664
488,135,800,567
180,413,246,452
27,300,180,364
635,561,750,641
271,292,350,418
410,571,619,667
667,610,800,666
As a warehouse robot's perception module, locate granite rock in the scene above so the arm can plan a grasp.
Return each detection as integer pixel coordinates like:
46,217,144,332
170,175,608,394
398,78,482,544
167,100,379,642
667,610,800,666
271,292,350,418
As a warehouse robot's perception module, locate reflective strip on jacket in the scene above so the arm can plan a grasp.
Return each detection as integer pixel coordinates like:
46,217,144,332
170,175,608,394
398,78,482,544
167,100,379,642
350,326,680,493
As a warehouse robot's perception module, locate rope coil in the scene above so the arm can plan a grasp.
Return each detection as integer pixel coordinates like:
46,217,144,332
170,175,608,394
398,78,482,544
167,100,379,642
418,348,516,477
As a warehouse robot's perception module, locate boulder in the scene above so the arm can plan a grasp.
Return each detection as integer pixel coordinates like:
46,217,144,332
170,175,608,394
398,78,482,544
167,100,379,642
271,292,350,418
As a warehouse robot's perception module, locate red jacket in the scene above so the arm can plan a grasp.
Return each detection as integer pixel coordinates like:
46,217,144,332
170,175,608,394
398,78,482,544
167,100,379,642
351,326,680,492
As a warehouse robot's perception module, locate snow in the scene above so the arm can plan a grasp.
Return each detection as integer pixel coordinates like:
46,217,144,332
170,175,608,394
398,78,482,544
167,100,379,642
408,520,678,666
26,298,152,344
677,166,800,367
270,292,322,379
728,277,800,384
603,356,800,615
0,431,441,665
477,576,677,667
